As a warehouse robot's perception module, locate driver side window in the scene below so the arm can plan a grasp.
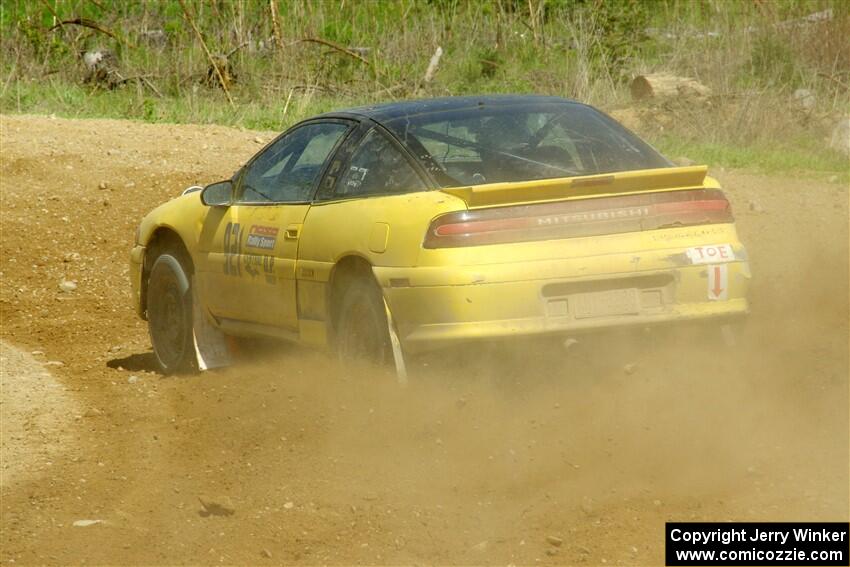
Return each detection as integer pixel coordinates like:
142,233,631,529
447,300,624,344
238,121,349,203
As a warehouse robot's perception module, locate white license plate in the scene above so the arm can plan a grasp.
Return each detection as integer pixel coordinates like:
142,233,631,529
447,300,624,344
572,288,640,319
686,244,734,264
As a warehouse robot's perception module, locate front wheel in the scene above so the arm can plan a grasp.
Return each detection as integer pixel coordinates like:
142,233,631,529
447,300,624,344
335,278,393,366
147,253,196,374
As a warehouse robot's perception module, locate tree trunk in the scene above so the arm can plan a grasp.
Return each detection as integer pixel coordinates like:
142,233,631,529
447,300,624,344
630,73,711,100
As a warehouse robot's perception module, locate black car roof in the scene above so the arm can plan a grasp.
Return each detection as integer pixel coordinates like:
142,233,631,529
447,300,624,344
318,94,580,123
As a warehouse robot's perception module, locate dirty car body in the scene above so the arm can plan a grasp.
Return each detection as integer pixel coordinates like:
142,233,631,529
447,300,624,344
130,95,750,372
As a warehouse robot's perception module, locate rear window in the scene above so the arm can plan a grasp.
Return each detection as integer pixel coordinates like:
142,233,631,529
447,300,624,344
383,102,670,187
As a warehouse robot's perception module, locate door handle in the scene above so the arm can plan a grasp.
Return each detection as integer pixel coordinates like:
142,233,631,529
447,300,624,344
284,224,301,240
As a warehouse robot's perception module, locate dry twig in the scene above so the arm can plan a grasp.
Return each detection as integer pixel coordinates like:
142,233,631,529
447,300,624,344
38,0,64,31
296,37,372,67
225,41,250,59
177,0,235,107
117,75,163,97
423,46,443,84
818,72,850,92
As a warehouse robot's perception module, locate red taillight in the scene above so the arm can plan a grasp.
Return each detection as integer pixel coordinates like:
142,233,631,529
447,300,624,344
424,189,732,248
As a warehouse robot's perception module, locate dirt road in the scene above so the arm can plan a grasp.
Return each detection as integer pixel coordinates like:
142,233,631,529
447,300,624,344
1,114,847,565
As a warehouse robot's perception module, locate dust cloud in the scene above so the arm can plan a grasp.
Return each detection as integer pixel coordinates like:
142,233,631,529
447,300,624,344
178,237,846,562
161,169,848,563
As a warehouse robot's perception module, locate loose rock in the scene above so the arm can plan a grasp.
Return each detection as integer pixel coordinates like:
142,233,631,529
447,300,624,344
471,541,488,552
198,497,235,517
792,88,816,111
72,519,103,527
580,497,595,516
829,116,850,157
748,201,765,214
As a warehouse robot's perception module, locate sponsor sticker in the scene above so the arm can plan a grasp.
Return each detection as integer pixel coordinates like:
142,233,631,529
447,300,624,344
707,264,728,301
245,225,278,250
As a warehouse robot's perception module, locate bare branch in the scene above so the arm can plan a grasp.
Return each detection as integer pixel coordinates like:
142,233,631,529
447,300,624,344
269,0,283,51
225,41,250,60
47,17,132,48
296,37,372,67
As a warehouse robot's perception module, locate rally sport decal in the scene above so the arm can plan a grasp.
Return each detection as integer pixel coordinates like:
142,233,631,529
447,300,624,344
222,222,276,284
245,225,279,250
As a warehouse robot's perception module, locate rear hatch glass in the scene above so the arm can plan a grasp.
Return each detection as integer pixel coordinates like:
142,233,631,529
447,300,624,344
384,101,670,187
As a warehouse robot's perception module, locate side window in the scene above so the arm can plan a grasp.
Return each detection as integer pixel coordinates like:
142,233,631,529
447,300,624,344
335,129,426,198
239,122,349,203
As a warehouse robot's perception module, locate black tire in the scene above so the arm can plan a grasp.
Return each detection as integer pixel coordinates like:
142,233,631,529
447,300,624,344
147,253,196,374
335,277,392,366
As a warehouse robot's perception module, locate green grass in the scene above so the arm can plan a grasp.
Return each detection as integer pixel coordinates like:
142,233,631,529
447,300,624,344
2,77,347,130
654,137,849,181
4,77,846,182
1,0,847,179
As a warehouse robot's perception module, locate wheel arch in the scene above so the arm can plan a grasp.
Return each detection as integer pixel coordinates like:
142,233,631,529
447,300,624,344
141,226,194,317
327,254,380,338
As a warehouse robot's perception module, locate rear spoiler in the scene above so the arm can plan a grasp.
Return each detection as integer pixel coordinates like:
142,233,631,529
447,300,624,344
440,165,709,208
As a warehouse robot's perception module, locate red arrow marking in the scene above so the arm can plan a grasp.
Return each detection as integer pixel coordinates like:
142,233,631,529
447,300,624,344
711,266,724,297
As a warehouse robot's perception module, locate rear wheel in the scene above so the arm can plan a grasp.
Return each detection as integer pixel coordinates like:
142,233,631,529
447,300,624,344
147,253,196,374
335,277,392,366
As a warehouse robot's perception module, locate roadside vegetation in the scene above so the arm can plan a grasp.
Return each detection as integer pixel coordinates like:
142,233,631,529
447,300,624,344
1,0,848,178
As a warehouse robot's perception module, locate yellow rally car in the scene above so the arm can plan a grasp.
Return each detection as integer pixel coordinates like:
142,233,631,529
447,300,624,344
130,95,750,376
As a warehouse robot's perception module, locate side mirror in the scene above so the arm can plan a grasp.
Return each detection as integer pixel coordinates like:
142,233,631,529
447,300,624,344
201,180,233,207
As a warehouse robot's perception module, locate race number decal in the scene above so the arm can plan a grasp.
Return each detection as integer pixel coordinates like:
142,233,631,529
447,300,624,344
708,264,728,301
221,223,276,284
223,222,242,276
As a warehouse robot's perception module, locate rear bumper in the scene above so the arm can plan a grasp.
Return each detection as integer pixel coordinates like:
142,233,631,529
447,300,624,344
378,257,751,353
394,296,748,350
